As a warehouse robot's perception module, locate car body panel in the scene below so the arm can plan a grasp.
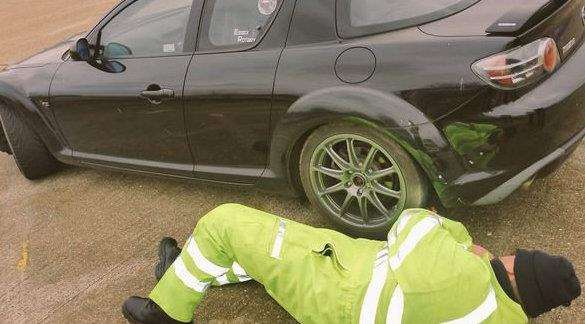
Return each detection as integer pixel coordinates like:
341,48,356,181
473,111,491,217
184,0,295,184
336,0,481,39
261,86,464,198
10,41,71,69
510,0,585,60
419,0,550,37
437,41,585,205
50,56,195,176
0,0,583,211
0,60,67,158
185,50,279,183
420,0,585,40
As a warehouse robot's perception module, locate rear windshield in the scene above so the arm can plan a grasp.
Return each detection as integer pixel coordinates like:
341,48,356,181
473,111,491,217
351,0,464,27
337,0,480,38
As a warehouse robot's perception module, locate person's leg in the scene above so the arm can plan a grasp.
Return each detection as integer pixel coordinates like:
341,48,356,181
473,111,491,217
182,205,384,323
131,203,383,323
147,204,279,322
241,218,384,323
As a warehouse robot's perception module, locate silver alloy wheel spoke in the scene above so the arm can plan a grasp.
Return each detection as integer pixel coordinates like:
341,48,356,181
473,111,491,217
358,195,369,224
372,181,401,199
346,138,360,168
362,146,377,172
319,182,345,196
325,145,351,170
310,134,406,228
339,192,353,217
312,165,343,180
367,191,389,216
370,166,397,180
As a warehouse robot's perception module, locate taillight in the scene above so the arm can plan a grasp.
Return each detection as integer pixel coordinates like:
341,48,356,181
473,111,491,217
472,38,560,90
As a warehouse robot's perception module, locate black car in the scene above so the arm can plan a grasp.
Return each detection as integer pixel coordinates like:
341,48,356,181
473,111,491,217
0,0,584,236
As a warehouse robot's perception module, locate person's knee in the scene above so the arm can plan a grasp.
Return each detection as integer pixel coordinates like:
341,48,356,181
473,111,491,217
197,203,246,230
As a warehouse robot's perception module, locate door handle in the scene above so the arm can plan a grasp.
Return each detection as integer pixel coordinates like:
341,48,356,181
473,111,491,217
139,87,174,105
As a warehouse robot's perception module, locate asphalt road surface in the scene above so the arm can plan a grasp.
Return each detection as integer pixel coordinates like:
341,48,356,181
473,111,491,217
0,1,584,323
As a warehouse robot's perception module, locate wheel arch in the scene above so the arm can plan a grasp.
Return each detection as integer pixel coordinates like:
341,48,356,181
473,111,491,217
261,86,465,203
0,80,69,158
0,80,39,114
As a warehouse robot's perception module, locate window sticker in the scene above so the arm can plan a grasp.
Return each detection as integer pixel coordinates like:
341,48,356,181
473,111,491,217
234,28,250,37
258,0,278,16
163,43,176,53
234,28,256,43
237,35,256,43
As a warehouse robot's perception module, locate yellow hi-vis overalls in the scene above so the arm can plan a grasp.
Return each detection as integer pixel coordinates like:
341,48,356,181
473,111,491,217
149,204,528,323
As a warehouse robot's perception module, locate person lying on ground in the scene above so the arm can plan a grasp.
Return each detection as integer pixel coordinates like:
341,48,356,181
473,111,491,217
122,204,581,323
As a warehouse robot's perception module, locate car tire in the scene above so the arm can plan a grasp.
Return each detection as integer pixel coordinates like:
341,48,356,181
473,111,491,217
0,125,11,155
300,121,428,238
0,104,59,180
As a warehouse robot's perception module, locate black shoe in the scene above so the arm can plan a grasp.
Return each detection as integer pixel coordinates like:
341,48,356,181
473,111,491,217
155,237,182,281
122,296,190,324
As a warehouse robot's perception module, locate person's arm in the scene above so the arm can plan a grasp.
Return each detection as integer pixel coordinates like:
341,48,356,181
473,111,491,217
438,216,495,258
391,209,473,247
435,215,473,248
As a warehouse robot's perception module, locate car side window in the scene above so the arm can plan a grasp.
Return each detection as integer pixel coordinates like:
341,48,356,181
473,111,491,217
99,0,193,59
199,0,281,51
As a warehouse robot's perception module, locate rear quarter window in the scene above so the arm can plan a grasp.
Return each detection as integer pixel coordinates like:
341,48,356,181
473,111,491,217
337,0,480,38
198,0,282,51
351,0,463,27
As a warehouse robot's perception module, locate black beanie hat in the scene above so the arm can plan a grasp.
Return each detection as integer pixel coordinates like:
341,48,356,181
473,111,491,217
514,249,581,318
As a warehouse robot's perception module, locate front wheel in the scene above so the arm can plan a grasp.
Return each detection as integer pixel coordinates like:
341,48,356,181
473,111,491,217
300,121,428,238
0,104,59,180
0,125,11,154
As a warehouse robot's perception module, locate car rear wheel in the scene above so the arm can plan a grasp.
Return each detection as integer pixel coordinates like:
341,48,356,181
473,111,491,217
0,104,59,180
300,121,428,238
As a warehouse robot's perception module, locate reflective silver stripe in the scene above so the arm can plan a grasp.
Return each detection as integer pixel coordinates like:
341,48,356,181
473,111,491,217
396,213,412,234
387,233,397,247
389,217,439,271
443,287,497,324
216,274,230,286
388,212,414,247
232,262,246,276
174,257,210,293
270,219,286,259
386,285,404,324
232,261,252,282
359,248,390,324
186,237,229,277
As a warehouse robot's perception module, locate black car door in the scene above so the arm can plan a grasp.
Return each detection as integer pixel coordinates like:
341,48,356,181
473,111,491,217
50,0,199,177
184,0,291,183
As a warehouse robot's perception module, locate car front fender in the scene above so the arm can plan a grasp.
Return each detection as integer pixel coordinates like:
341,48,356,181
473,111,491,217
0,67,71,159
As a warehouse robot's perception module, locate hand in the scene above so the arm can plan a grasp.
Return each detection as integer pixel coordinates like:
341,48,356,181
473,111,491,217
471,244,492,258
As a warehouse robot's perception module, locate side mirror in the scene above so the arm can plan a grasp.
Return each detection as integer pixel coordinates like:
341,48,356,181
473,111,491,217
70,38,91,61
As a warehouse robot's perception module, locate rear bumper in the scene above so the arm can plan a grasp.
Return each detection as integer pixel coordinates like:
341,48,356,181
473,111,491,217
473,127,584,205
436,42,585,207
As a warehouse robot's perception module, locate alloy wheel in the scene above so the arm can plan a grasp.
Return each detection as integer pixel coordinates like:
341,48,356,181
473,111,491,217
309,134,407,227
